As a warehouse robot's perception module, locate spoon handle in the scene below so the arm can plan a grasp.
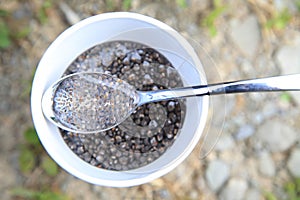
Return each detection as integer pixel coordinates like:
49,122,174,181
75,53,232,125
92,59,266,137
207,73,300,95
138,74,300,105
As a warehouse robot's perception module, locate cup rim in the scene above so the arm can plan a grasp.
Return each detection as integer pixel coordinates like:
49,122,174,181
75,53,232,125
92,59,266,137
31,12,209,187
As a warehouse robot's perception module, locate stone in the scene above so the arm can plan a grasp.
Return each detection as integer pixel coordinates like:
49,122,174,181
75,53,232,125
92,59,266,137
275,40,300,105
287,148,300,177
63,176,99,200
274,0,298,13
230,15,261,58
215,134,235,151
276,43,300,75
169,162,195,187
220,178,248,200
258,152,276,177
255,119,297,152
205,159,230,192
59,2,81,25
153,189,172,200
235,125,255,141
244,188,261,200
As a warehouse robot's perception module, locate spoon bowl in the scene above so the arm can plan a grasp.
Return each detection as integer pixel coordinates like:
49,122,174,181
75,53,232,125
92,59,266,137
42,72,140,133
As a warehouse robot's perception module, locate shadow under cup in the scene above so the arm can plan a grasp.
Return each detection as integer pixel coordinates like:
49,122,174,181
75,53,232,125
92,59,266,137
31,12,209,187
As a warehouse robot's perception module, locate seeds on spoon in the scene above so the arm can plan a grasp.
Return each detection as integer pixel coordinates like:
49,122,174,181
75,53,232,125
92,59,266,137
52,73,139,133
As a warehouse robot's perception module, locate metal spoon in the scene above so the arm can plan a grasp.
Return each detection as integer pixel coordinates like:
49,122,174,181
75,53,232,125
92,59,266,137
42,72,300,134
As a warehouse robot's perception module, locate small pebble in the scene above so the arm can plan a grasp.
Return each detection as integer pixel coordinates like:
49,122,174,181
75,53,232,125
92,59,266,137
258,152,276,177
205,159,230,192
235,125,255,141
287,148,300,177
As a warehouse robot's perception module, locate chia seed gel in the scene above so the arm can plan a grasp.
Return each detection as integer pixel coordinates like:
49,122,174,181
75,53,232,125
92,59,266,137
61,41,186,171
53,73,138,132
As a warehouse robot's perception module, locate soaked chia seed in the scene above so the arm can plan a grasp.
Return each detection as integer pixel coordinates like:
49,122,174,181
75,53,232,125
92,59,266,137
60,41,186,171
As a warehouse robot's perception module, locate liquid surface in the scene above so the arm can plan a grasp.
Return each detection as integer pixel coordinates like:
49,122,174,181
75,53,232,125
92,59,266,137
53,73,138,133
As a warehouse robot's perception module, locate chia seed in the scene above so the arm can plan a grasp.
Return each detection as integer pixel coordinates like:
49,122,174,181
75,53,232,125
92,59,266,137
60,41,186,171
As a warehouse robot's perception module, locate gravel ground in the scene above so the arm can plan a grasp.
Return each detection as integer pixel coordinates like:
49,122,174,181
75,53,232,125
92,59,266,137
1,0,300,199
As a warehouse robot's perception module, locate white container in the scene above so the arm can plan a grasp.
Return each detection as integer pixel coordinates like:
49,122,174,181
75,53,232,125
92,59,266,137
31,12,209,187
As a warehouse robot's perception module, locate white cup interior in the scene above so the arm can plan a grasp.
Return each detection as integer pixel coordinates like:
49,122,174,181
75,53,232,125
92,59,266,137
31,12,209,187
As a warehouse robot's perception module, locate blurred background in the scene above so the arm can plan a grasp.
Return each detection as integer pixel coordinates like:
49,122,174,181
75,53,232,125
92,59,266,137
1,0,300,199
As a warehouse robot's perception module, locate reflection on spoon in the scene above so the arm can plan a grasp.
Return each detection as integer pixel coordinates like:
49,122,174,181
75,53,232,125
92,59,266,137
42,72,300,134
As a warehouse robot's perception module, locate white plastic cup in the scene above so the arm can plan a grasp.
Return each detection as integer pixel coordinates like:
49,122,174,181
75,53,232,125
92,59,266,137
31,12,209,187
